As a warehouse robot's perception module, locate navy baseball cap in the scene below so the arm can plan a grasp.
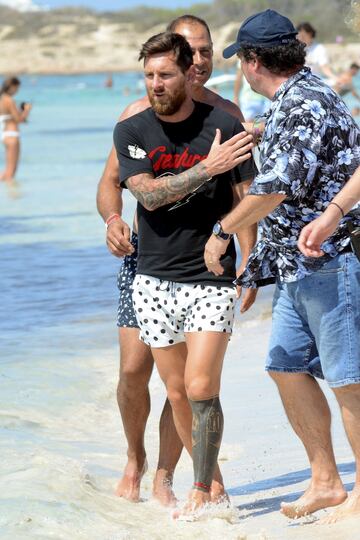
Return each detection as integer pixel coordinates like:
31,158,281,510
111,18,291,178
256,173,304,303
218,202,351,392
223,9,298,58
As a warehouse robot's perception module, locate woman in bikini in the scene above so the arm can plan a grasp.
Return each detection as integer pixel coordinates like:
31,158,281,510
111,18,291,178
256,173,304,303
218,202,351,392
0,77,31,182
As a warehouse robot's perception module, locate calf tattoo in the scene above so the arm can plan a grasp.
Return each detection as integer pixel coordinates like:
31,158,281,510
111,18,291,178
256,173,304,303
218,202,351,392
190,396,224,493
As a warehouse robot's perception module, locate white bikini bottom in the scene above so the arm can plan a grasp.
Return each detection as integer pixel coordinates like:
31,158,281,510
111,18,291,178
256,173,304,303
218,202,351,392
2,131,20,142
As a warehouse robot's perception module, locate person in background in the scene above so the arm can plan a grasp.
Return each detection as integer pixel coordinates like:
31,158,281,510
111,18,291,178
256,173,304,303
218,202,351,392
334,62,360,103
233,61,269,122
296,22,336,82
104,74,113,88
0,77,31,182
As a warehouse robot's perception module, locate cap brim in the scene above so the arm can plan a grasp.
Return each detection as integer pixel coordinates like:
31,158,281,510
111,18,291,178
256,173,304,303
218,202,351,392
222,42,240,59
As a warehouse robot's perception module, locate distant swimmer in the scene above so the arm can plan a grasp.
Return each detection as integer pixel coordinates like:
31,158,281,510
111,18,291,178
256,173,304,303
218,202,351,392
334,62,360,99
104,74,113,88
0,77,31,182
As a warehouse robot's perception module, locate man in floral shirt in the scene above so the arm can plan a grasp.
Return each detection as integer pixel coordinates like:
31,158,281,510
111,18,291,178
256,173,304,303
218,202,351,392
205,9,360,524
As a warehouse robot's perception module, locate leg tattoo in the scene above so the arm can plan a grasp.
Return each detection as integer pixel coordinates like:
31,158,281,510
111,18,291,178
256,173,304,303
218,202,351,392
190,396,223,493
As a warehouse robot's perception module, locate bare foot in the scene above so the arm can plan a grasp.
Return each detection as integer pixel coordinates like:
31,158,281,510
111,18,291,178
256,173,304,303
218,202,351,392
317,488,360,524
173,489,211,520
281,482,347,519
152,469,177,507
210,479,230,505
115,459,148,502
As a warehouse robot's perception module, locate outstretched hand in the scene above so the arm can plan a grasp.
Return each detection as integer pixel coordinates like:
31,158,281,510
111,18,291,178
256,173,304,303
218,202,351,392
204,129,253,177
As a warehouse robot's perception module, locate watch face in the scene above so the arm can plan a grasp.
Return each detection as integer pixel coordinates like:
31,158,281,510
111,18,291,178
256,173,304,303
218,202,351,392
213,222,221,235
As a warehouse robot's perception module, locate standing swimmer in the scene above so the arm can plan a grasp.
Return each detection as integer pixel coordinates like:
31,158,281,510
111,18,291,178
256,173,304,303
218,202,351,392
0,77,31,182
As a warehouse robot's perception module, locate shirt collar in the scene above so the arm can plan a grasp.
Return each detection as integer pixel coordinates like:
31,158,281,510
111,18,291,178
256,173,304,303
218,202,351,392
272,67,311,102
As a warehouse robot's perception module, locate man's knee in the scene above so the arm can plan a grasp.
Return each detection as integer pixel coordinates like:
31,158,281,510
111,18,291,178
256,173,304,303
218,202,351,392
167,388,187,409
186,375,217,401
119,348,153,387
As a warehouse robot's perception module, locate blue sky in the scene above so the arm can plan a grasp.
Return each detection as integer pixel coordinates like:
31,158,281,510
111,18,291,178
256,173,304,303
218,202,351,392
37,0,211,9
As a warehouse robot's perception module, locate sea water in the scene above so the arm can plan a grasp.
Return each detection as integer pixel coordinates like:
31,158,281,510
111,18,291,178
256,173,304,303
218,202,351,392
0,72,357,540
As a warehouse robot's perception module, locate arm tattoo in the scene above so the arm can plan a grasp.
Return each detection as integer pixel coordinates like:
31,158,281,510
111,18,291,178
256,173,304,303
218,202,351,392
190,396,224,492
125,161,211,211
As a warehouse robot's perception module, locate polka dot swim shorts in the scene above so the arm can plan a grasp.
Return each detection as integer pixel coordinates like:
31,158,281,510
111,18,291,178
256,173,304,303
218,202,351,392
132,274,237,348
117,232,139,328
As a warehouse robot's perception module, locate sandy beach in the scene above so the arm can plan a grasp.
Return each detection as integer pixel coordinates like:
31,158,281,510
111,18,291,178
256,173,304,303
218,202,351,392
2,312,355,539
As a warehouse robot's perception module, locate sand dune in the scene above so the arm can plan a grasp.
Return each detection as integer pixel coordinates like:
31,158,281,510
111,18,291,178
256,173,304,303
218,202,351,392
0,18,359,74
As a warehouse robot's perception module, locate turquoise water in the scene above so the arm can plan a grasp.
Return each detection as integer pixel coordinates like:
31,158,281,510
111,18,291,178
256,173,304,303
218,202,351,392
0,72,357,539
0,71,271,358
0,74,141,351
0,74,142,538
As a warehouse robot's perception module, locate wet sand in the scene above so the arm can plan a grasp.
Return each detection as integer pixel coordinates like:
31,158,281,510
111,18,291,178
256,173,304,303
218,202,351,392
1,312,356,539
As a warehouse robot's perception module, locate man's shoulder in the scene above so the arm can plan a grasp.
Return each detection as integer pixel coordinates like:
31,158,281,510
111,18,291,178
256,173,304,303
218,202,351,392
117,104,154,131
213,94,243,120
197,98,242,130
284,72,336,107
114,106,155,148
200,88,243,120
119,96,151,121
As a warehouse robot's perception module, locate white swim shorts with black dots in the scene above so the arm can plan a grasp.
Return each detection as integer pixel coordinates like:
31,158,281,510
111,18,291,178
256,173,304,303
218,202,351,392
132,274,237,348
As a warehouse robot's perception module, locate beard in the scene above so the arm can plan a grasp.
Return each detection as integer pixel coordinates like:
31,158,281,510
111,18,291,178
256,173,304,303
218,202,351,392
148,82,187,116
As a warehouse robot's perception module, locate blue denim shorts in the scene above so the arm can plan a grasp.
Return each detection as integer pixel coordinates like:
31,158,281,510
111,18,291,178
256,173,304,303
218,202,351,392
117,232,139,328
266,252,360,388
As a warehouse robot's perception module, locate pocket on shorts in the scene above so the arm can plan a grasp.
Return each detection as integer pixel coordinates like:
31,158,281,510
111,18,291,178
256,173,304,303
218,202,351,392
317,257,344,274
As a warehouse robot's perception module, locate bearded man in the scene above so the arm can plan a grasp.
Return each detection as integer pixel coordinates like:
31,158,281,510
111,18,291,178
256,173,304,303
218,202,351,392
113,31,257,514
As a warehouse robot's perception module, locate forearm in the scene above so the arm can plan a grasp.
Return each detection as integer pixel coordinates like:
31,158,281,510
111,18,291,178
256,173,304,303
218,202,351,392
232,182,258,258
97,181,123,222
123,129,253,210
236,223,257,260
221,193,286,234
330,170,360,216
126,161,211,211
97,147,123,221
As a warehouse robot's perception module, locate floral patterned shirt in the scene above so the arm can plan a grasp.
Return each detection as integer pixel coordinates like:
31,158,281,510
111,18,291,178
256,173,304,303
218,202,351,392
238,68,360,288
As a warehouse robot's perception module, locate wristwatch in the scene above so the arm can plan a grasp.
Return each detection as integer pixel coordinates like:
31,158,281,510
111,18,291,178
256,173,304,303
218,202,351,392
212,220,232,240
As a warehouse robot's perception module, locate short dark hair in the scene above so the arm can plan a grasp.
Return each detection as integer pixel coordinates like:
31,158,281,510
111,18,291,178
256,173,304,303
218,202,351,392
167,14,212,43
350,62,360,70
296,22,316,38
239,41,306,75
138,31,193,73
0,76,20,95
